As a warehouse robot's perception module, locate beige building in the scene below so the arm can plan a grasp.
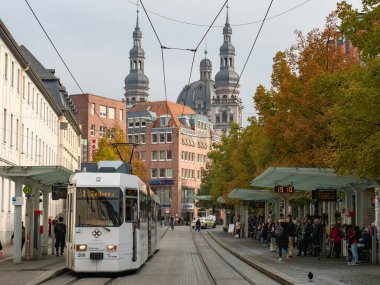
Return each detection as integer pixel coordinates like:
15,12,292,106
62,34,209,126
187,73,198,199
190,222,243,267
127,101,220,222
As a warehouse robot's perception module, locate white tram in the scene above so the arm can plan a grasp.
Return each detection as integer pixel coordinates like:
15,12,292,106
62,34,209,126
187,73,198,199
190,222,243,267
66,161,160,272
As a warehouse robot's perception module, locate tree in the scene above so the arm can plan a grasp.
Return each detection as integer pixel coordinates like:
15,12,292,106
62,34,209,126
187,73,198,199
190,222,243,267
337,0,380,60
92,124,147,183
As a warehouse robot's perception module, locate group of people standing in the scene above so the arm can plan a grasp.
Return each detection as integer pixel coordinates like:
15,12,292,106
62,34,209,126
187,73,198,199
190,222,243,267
257,214,364,265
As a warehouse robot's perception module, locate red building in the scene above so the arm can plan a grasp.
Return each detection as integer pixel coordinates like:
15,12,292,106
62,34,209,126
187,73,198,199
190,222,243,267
71,94,126,162
127,101,220,222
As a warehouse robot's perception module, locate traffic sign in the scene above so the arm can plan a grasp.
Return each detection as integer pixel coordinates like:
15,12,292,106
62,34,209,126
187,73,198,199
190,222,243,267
337,191,346,200
23,185,32,195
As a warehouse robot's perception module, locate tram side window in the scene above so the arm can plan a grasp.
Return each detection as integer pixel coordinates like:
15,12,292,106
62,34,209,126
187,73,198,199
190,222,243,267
125,189,138,222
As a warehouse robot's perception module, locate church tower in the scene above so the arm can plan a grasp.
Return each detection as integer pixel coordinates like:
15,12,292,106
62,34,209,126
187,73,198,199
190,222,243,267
124,9,149,108
212,6,243,134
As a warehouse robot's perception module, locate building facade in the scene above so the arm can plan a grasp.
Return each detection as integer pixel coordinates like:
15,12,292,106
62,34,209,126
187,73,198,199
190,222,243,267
126,101,220,222
70,93,126,162
0,20,81,242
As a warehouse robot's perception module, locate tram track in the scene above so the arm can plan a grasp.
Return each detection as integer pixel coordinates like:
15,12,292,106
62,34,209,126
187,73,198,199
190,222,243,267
191,228,280,285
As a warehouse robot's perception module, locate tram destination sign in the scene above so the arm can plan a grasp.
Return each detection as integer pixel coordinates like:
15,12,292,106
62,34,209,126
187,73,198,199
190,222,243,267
312,189,336,201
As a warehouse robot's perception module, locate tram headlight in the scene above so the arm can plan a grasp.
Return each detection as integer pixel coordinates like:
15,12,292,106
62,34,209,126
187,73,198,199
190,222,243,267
106,245,117,252
76,244,87,251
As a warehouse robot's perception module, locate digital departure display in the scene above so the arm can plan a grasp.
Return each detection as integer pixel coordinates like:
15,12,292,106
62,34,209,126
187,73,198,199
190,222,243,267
80,189,116,199
274,185,295,193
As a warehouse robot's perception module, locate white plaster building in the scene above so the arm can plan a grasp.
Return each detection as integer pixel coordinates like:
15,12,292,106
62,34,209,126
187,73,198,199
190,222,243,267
0,19,81,248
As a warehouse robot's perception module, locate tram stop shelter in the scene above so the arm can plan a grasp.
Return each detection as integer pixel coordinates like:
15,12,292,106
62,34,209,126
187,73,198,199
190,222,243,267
0,166,73,263
251,167,378,226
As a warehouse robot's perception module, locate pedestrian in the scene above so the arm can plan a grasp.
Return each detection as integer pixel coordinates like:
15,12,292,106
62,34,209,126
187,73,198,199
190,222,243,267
287,214,296,258
195,217,201,232
235,219,241,238
261,222,269,246
347,226,359,265
269,221,277,252
11,221,26,252
160,215,165,227
170,216,175,230
54,217,66,256
276,214,289,261
297,217,312,256
311,218,323,260
328,222,341,258
0,240,4,257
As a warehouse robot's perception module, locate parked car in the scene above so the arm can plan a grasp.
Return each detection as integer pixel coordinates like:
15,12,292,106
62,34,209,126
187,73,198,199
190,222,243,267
191,217,216,229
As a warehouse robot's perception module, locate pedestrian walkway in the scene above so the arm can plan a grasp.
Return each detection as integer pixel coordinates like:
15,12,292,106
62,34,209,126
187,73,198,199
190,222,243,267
0,238,66,285
210,228,380,285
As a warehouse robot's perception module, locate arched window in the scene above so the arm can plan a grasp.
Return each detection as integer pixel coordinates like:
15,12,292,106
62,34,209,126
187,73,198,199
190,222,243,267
224,57,228,66
229,58,232,66
134,61,137,69
222,95,227,102
220,58,223,66
222,112,227,123
132,97,136,103
139,61,142,69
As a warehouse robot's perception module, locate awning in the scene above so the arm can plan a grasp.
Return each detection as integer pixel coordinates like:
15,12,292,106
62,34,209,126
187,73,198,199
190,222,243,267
229,189,280,201
0,165,73,188
251,167,375,191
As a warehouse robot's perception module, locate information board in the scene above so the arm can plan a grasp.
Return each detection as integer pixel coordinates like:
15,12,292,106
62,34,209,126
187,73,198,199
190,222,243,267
228,224,235,234
312,189,336,201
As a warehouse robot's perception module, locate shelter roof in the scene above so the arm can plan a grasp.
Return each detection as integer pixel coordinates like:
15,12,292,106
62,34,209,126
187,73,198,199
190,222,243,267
0,166,73,187
228,189,280,201
251,167,375,191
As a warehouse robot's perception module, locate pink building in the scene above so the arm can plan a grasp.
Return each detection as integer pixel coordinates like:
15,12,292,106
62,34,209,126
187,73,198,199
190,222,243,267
71,94,126,162
127,101,220,222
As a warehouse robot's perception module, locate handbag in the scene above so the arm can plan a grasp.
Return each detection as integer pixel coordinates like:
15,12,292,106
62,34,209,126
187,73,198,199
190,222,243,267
0,250,4,257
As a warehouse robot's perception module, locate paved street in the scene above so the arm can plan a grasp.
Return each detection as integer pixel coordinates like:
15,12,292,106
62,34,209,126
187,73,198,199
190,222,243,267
1,226,380,285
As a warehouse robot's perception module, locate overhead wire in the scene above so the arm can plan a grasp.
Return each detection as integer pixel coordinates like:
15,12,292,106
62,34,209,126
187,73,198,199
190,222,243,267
23,0,111,137
126,0,311,27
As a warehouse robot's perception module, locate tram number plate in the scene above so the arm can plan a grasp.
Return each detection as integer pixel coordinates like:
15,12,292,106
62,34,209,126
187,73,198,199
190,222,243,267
77,253,86,258
90,252,104,260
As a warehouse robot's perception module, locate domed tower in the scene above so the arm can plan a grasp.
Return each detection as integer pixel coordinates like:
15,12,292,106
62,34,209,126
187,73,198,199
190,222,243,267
176,49,215,118
124,9,149,108
212,6,243,134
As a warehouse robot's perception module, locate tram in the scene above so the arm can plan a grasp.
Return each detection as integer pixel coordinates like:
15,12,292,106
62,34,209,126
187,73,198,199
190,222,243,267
65,161,161,273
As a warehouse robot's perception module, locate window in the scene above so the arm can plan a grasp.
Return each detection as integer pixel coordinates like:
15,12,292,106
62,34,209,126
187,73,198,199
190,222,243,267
4,53,8,79
159,133,165,143
90,125,95,136
36,94,39,113
11,61,14,86
99,105,107,117
16,119,19,150
159,151,165,161
141,118,146,126
166,168,173,178
139,151,145,161
166,150,172,160
140,134,146,144
128,135,133,143
166,133,172,143
108,107,115,119
128,118,134,127
151,168,158,178
91,103,95,115
119,109,123,121
99,126,106,137
229,114,234,122
151,133,158,143
134,134,139,144
109,128,115,139
152,151,158,161
17,69,20,92
159,168,165,178
222,112,227,123
10,114,13,147
160,115,170,127
3,109,6,143
216,115,220,123
27,82,30,103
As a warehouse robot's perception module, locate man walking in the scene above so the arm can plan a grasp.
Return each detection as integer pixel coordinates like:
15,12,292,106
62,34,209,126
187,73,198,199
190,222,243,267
276,214,289,261
54,217,66,256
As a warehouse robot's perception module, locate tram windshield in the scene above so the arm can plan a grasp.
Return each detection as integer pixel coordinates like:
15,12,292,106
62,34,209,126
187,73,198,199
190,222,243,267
76,187,123,227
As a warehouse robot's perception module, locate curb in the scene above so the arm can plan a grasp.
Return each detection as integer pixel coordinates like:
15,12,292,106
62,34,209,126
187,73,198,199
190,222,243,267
24,264,68,285
208,232,298,285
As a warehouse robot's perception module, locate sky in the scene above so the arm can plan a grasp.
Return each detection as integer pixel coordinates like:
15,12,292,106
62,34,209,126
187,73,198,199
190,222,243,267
1,0,363,127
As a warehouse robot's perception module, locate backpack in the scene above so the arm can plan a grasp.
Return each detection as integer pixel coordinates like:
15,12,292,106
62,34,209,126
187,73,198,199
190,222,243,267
55,223,65,238
275,224,284,237
339,229,345,238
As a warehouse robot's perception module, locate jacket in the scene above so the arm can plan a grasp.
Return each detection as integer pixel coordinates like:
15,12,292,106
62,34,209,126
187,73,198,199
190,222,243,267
329,227,341,243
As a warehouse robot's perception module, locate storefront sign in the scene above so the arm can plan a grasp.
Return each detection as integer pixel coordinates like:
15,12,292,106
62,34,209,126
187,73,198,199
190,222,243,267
150,179,174,185
182,203,194,210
